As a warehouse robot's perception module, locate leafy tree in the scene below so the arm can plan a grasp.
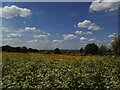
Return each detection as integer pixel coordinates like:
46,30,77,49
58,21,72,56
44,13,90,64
79,48,84,53
111,37,120,55
21,46,28,52
84,43,99,55
99,45,107,55
2,45,11,52
16,47,21,52
108,48,112,55
54,48,61,54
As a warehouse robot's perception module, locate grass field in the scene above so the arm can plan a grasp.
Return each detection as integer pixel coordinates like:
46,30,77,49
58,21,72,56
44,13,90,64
2,52,120,89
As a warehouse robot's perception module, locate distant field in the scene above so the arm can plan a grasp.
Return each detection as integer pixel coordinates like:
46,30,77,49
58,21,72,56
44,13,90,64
2,52,120,89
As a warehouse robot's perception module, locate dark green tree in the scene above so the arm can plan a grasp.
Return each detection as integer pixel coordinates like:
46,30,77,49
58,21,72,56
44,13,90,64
54,48,61,54
21,46,28,52
84,43,99,55
79,48,84,53
99,45,107,55
111,37,120,55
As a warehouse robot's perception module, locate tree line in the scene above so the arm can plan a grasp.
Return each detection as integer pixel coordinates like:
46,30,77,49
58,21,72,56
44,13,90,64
1,37,120,55
1,45,39,53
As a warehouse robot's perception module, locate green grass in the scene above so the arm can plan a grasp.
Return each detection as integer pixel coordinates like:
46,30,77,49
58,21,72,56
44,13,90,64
2,53,120,89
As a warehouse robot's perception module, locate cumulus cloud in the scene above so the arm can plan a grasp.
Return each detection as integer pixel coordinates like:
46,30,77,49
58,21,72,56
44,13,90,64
80,37,88,41
33,35,48,39
25,27,40,32
52,40,63,44
8,33,22,38
89,0,119,12
15,27,49,34
63,34,77,40
108,33,116,38
108,35,114,38
42,32,51,36
88,37,96,41
86,31,93,35
80,37,97,42
75,31,86,35
75,30,93,35
0,5,32,19
77,20,100,31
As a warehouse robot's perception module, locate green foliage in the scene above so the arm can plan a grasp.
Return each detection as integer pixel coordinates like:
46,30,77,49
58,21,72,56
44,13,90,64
54,48,61,54
111,37,120,55
2,53,120,89
99,45,107,55
79,48,84,53
2,45,39,53
84,43,99,55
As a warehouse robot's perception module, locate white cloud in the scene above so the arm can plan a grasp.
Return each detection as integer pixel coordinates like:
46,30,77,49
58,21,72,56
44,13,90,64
25,27,41,32
88,37,96,41
52,40,63,44
63,34,77,40
108,33,116,38
77,20,100,31
2,27,11,32
27,39,39,43
15,29,25,33
89,0,118,12
0,5,32,19
80,37,88,41
2,38,23,47
75,31,86,35
8,33,22,38
108,35,114,38
86,31,93,35
43,32,51,36
15,27,49,34
75,30,93,35
27,39,50,45
33,35,48,39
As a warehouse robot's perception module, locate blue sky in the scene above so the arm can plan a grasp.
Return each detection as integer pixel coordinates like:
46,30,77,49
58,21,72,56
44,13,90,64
1,2,118,49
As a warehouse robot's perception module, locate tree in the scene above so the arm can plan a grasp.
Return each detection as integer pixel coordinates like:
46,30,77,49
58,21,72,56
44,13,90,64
54,48,61,54
21,46,28,52
79,48,84,53
99,45,107,55
111,37,120,55
79,48,85,55
84,43,99,55
2,45,11,52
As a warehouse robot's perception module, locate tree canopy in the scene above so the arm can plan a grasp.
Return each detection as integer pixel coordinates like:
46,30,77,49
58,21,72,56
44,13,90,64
111,37,120,55
84,43,99,55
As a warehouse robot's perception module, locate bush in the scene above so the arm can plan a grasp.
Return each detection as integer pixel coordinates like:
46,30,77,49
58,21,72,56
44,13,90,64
111,37,120,55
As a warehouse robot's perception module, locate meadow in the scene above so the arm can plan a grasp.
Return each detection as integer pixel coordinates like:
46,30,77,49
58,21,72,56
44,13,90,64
2,52,120,90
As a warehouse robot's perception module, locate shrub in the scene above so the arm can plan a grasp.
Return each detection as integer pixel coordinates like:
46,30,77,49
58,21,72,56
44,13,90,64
111,36,120,55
